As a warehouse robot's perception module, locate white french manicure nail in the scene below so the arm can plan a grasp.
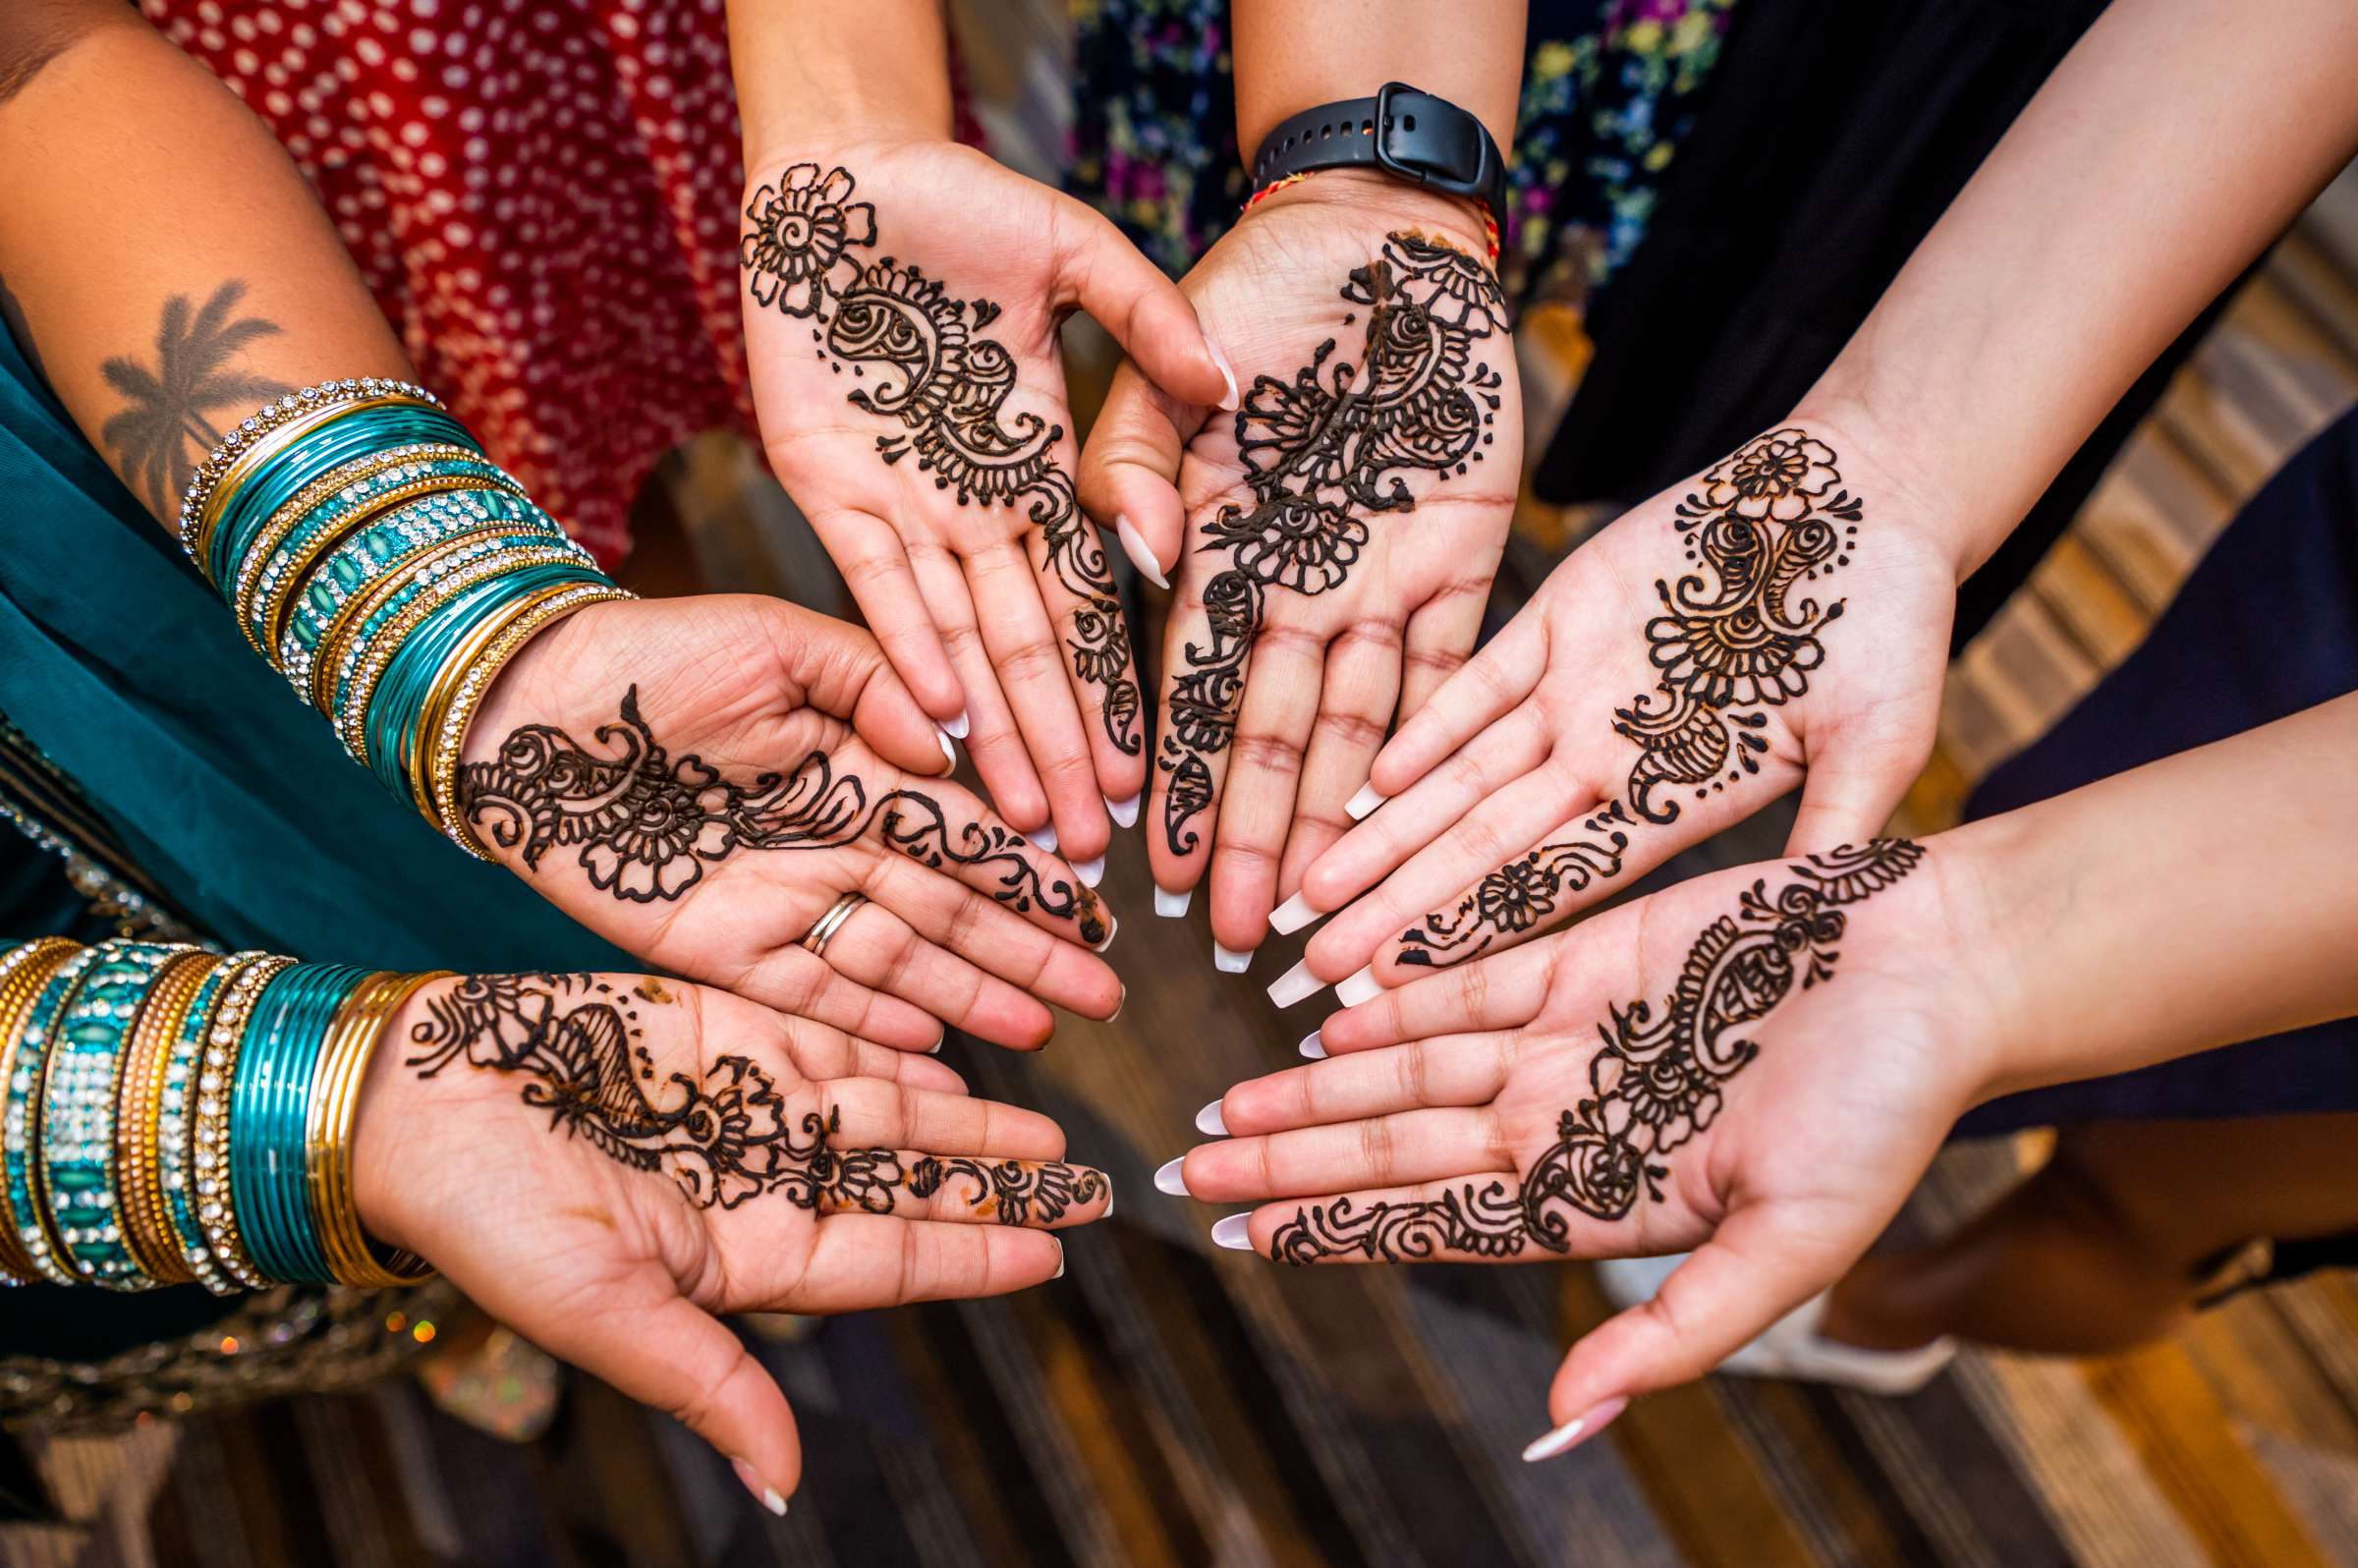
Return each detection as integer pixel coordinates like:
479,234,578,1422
1268,891,1320,935
1032,823,1058,855
1521,1397,1629,1463
1154,885,1192,919
1210,1214,1253,1251
1052,1242,1067,1280
927,1037,944,1055
1212,941,1254,975
1106,791,1141,828
941,707,970,741
1102,1182,1114,1217
1153,1155,1190,1196
1265,960,1322,1009
1076,856,1105,887
1335,966,1383,1007
1299,1031,1325,1059
731,1458,789,1515
1208,340,1240,412
936,729,957,768
1114,516,1169,589
1095,918,1119,955
1194,1099,1227,1136
1344,782,1387,820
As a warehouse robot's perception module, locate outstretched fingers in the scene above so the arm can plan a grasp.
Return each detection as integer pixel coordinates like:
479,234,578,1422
795,1214,1071,1312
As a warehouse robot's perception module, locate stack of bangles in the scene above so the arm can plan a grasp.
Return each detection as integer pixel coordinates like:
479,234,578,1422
175,377,633,859
0,936,452,1294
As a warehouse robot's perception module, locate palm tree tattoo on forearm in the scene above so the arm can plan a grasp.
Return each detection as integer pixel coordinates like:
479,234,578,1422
1393,429,1869,971
738,164,1142,755
409,973,1106,1221
1277,839,1922,1263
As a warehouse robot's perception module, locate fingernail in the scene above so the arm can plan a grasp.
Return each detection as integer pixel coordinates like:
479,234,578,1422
1194,1098,1227,1136
1265,959,1322,1009
1521,1397,1629,1463
1210,1214,1253,1250
731,1457,789,1515
1106,791,1141,828
941,707,970,741
927,1037,944,1055
936,729,957,769
1344,782,1386,820
1212,941,1254,975
1268,891,1320,935
1207,339,1240,412
1031,822,1059,855
1335,966,1383,1007
1114,516,1169,589
1154,885,1192,919
1096,919,1120,955
1298,1031,1325,1059
1101,1181,1114,1217
1153,1155,1190,1196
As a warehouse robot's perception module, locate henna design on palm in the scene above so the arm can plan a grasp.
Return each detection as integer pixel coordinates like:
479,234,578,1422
458,687,1107,944
1277,839,1923,1263
409,973,1107,1221
740,165,1141,754
1159,234,1508,856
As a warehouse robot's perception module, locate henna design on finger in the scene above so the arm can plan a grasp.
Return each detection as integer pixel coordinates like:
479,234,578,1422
1158,234,1507,857
1274,839,1921,1262
459,688,1107,943
741,165,1141,754
1396,803,1633,969
409,974,1107,1220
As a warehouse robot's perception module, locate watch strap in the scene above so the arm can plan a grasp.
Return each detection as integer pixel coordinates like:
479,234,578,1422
1248,82,1508,227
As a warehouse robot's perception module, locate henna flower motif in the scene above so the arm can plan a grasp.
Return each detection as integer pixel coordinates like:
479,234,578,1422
742,164,876,317
677,1056,783,1209
580,767,735,901
1209,496,1369,592
1704,429,1840,522
1595,1049,1721,1154
1476,857,1556,932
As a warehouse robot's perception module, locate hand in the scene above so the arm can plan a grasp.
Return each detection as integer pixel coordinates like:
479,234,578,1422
1174,837,1999,1449
739,144,1231,868
458,596,1122,1051
1275,419,1953,1003
1080,171,1521,966
356,970,1110,1506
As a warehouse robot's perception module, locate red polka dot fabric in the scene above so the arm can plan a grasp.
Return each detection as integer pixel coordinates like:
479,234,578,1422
143,0,758,564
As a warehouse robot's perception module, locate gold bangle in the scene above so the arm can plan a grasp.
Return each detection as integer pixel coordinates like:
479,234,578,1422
307,971,449,1288
112,951,219,1286
0,941,80,1284
427,584,637,857
191,389,441,579
187,955,294,1293
306,524,544,718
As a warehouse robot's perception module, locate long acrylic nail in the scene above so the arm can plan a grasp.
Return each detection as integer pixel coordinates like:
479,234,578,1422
936,729,957,769
1521,1397,1629,1463
1154,885,1193,919
1268,891,1320,935
1212,941,1254,975
1031,822,1059,855
1106,791,1141,828
1345,783,1387,820
1153,1155,1190,1196
1335,966,1383,1007
1095,918,1120,956
1114,516,1169,589
941,707,971,741
1210,1214,1253,1250
1265,959,1322,1009
1298,1031,1325,1059
731,1457,789,1515
1194,1099,1227,1136
1208,339,1241,412
1076,855,1105,888
1051,1238,1067,1279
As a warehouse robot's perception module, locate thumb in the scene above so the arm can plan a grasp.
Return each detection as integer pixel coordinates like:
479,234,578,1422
1078,356,1204,593
758,597,951,777
1051,194,1234,414
1782,723,1927,859
1544,1210,1837,1431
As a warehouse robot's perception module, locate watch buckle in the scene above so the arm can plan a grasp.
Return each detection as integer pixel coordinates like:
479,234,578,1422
1373,81,1488,205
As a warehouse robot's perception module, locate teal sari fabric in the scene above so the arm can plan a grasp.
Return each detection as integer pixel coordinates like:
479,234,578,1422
0,323,624,971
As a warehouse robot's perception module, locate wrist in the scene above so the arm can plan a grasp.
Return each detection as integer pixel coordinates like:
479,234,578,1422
1926,810,2059,1109
1778,386,1982,588
350,980,453,1259
1243,168,1495,270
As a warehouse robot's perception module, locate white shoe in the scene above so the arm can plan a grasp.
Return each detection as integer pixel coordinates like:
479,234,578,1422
1592,1254,1955,1397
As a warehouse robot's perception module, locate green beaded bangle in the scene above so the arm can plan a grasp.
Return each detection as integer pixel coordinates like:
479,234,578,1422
1,946,105,1285
230,964,371,1285
39,942,192,1288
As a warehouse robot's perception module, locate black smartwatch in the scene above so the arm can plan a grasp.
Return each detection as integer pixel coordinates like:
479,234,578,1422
1248,82,1508,225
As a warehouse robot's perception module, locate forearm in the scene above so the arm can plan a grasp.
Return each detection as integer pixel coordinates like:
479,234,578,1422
1954,691,2358,1102
0,2,408,521
1805,0,2358,579
725,0,952,158
1230,1,1524,156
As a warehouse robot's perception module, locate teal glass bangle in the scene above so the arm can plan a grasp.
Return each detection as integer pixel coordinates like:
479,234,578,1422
156,953,254,1293
209,404,477,589
39,942,191,1288
230,964,370,1285
1,946,105,1286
